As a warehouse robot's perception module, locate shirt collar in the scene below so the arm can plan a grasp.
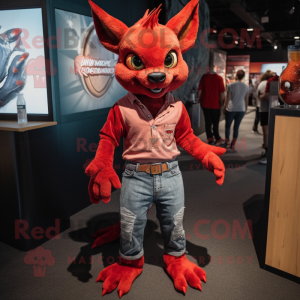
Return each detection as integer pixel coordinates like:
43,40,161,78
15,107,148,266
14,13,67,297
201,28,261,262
127,92,175,107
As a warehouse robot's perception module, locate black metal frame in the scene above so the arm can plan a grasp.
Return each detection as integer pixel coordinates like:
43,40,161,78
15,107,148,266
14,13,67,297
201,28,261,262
0,0,54,121
260,105,300,284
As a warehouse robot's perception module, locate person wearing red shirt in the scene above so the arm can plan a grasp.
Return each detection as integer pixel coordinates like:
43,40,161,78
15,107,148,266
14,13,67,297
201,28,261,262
198,72,225,144
265,74,279,94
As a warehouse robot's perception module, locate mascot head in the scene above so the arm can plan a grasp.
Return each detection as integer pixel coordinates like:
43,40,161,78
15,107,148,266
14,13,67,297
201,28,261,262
89,0,199,98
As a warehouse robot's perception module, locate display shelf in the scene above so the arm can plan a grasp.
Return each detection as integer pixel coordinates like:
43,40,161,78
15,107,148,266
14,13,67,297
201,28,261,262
0,121,57,132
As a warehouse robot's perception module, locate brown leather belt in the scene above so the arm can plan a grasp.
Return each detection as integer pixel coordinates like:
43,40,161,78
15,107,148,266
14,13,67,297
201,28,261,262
138,163,168,174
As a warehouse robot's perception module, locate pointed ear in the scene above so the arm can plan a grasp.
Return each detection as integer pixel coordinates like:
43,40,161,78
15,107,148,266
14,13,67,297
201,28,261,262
89,0,128,54
166,0,199,53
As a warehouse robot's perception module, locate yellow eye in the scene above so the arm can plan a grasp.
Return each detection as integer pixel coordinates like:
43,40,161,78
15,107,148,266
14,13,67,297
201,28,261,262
164,51,178,68
126,54,144,70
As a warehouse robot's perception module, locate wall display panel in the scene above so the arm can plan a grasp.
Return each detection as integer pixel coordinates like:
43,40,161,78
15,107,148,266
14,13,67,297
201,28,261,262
226,55,250,86
0,8,49,115
55,9,127,115
260,63,287,76
212,51,227,88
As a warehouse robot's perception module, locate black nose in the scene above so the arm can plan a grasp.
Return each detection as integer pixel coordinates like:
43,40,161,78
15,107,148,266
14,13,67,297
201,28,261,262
148,72,166,83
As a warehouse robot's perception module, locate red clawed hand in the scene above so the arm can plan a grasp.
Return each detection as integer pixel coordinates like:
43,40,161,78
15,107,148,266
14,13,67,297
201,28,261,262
204,144,226,157
87,166,121,204
202,151,225,185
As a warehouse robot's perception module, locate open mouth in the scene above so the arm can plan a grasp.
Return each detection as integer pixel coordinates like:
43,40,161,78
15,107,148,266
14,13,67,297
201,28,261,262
150,88,162,93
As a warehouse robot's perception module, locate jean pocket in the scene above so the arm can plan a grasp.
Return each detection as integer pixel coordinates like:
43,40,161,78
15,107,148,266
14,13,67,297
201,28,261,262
169,165,181,177
122,168,135,178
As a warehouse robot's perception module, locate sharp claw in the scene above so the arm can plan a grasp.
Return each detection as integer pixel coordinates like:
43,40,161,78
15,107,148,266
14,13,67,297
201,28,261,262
102,289,107,296
197,284,202,291
118,290,123,298
182,286,187,294
11,29,22,38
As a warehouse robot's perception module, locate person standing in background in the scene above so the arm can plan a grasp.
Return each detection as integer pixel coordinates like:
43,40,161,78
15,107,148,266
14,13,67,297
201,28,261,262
258,71,277,164
223,70,249,150
260,72,279,104
248,79,254,107
252,77,261,133
198,70,226,145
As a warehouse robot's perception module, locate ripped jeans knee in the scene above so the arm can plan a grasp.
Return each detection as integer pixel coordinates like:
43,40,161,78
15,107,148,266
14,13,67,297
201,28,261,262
171,207,185,241
120,207,136,242
119,206,147,260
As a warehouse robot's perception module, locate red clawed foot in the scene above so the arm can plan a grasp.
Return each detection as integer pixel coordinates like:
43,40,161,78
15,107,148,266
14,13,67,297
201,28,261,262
91,221,120,249
97,256,144,297
164,254,206,294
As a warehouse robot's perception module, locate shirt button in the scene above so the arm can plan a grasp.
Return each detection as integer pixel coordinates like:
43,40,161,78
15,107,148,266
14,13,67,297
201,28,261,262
152,125,156,129
147,114,151,118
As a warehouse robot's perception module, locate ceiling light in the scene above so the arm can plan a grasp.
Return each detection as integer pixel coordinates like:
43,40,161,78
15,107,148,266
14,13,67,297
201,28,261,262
274,45,277,49
235,41,238,44
212,29,217,33
261,16,269,23
289,7,295,15
294,36,300,39
247,28,254,31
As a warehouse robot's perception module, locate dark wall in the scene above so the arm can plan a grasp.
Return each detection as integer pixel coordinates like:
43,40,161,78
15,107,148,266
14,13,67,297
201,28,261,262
46,0,157,217
164,0,210,136
0,0,163,251
165,0,210,103
45,0,210,213
0,0,211,251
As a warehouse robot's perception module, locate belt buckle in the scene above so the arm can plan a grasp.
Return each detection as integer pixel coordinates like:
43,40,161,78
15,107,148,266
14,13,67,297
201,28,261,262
150,163,162,175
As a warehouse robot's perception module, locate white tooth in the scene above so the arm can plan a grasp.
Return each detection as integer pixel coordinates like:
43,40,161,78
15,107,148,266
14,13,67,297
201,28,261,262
42,76,45,83
36,74,39,80
151,88,162,93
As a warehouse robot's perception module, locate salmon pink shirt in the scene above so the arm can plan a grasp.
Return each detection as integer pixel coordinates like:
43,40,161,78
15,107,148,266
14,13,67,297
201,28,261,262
99,92,194,164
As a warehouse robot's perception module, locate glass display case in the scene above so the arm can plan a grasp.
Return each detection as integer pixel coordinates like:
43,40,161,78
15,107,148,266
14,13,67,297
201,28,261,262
279,40,300,108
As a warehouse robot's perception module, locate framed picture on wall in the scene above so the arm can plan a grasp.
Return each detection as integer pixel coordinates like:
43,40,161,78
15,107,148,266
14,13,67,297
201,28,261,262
0,0,53,121
54,8,127,116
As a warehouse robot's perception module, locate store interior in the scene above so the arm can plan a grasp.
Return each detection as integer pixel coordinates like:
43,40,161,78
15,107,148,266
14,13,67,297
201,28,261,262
0,0,299,299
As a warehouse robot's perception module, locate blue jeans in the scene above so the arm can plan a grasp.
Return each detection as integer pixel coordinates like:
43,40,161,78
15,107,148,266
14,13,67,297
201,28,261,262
119,160,185,260
225,111,245,139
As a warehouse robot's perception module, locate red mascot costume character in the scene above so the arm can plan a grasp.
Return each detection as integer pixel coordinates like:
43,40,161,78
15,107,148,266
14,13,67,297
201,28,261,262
85,0,226,297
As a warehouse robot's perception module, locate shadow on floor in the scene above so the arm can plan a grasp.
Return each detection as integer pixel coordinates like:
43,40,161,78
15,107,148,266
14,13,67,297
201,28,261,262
67,212,210,282
243,194,265,267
